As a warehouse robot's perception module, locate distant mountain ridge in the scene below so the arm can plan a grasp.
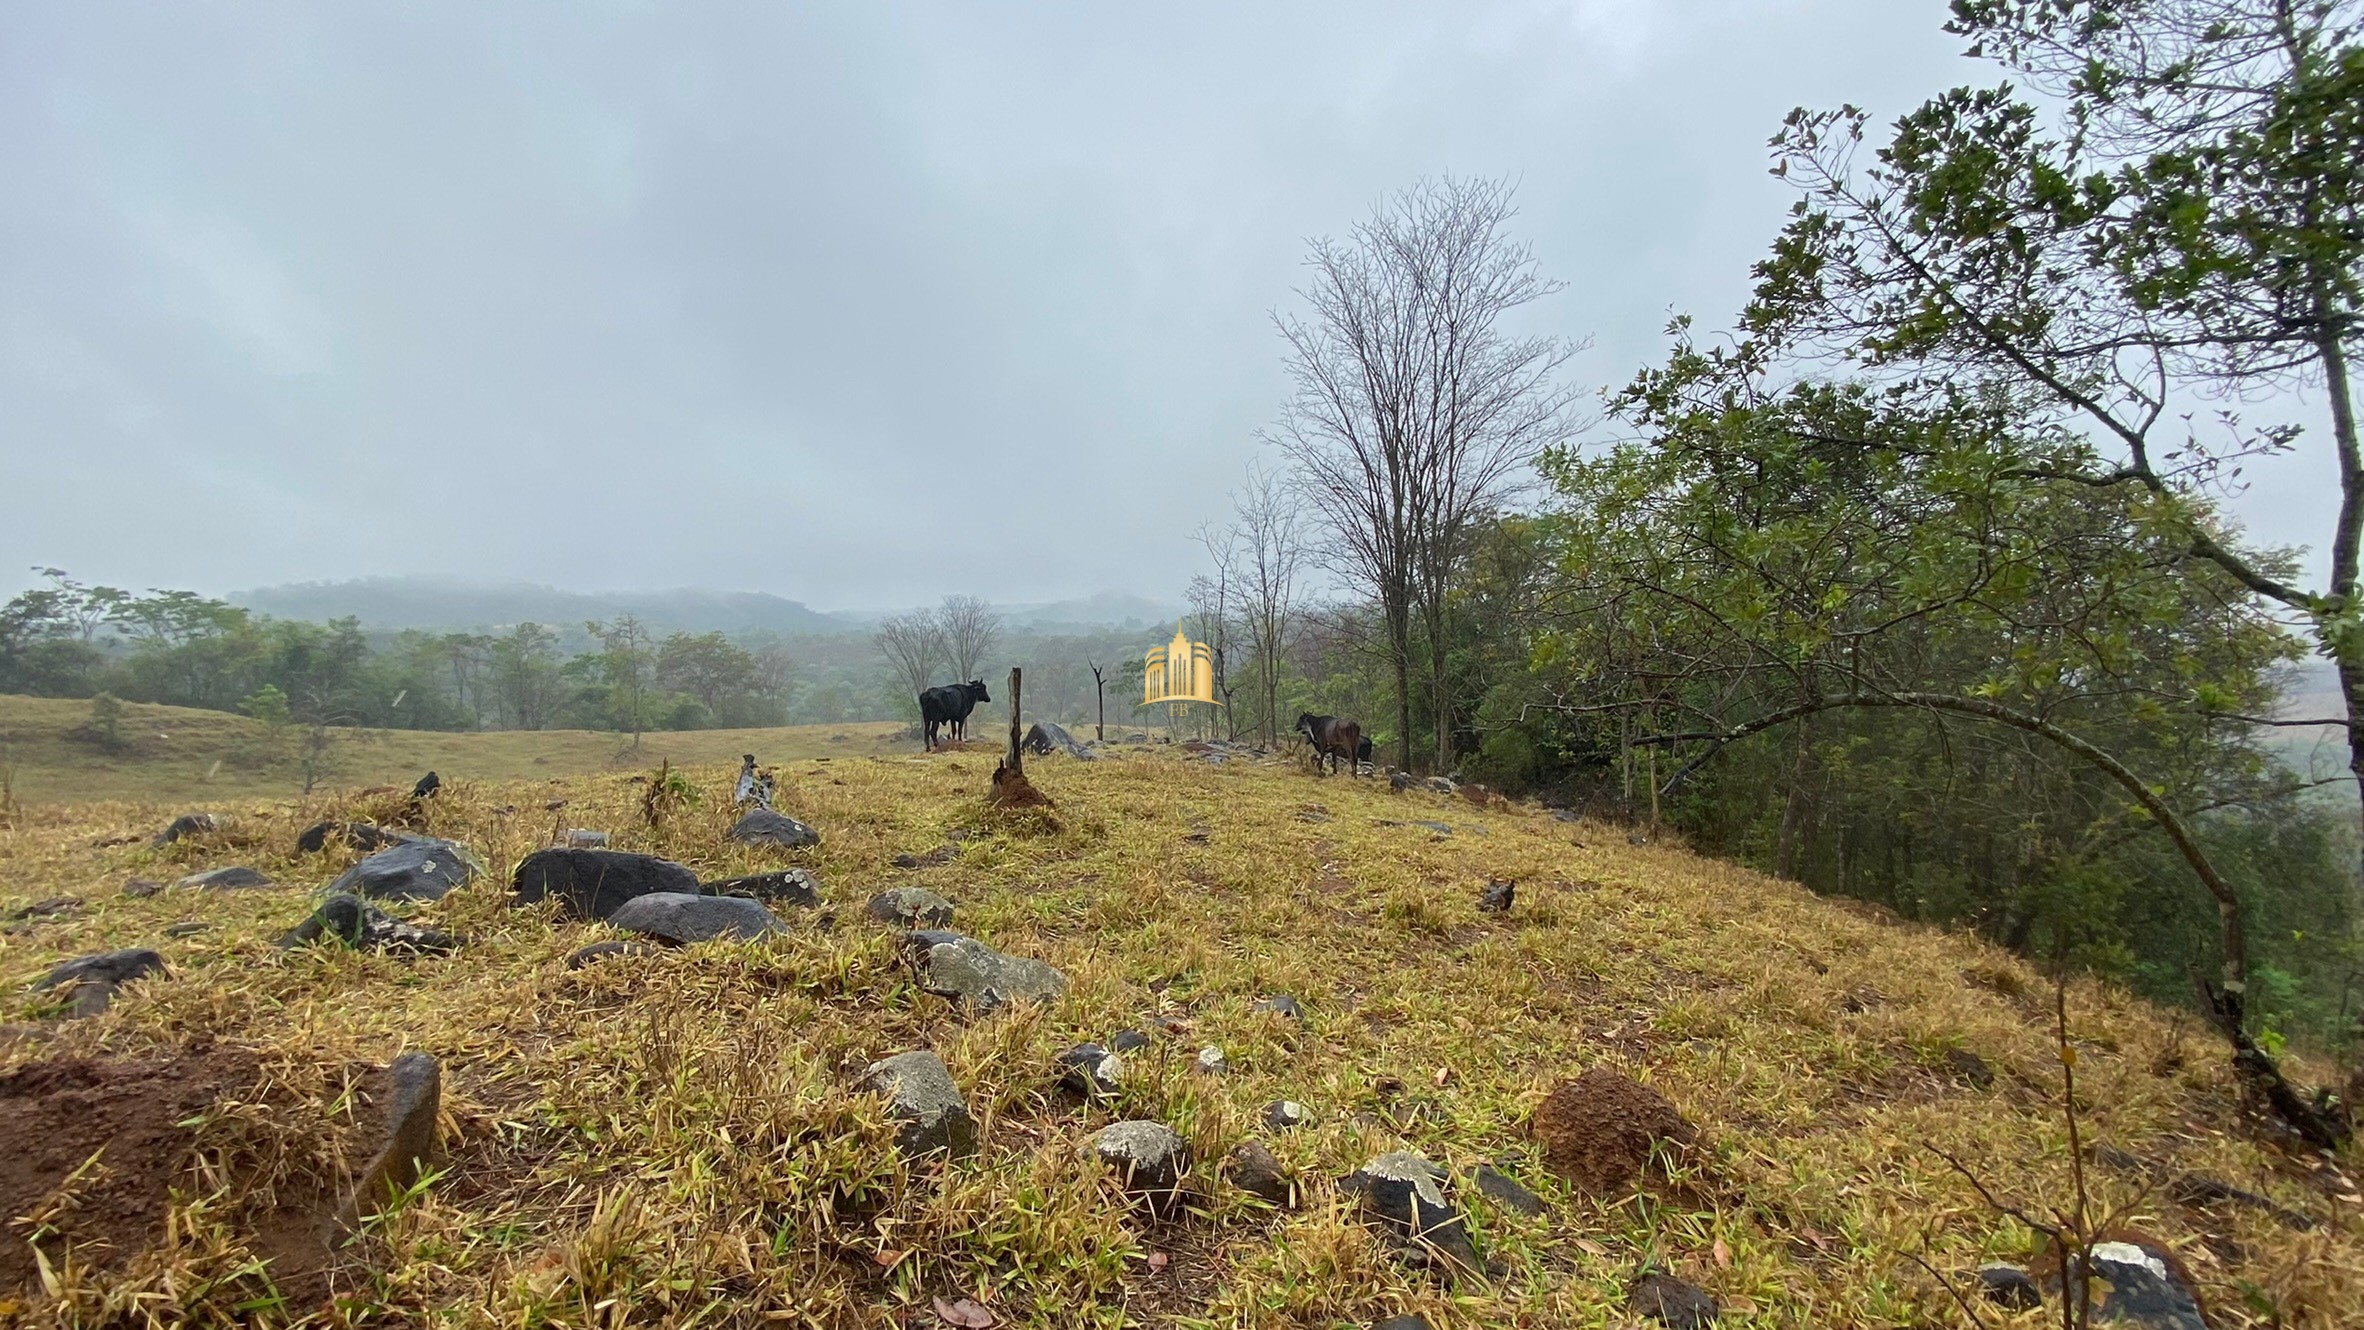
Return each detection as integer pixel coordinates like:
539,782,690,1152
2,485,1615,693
228,577,1181,636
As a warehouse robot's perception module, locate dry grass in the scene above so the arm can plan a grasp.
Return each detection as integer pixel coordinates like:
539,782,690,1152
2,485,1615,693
0,743,2358,1327
0,694,912,805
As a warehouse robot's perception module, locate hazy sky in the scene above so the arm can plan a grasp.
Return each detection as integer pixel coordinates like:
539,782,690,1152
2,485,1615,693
0,2,2330,610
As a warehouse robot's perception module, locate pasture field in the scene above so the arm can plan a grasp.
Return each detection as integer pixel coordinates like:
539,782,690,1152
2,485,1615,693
0,694,913,806
0,744,2357,1327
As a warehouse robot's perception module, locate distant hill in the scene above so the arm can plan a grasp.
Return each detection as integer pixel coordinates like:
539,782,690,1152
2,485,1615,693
229,578,1182,637
230,577,855,637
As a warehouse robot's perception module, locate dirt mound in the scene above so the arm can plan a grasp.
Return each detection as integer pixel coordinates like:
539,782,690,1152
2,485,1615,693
1531,1068,1695,1196
0,1051,254,1292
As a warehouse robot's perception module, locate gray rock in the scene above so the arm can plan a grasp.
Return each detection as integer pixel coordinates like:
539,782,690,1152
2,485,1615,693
1194,1045,1230,1075
296,820,397,854
1023,720,1094,759
1252,994,1305,1021
511,849,700,921
1124,732,1149,743
726,808,821,849
1227,1140,1291,1205
1343,1151,1482,1278
1478,879,1516,914
180,866,272,891
328,836,482,903
2078,1239,2207,1330
1110,1029,1151,1054
35,948,167,1018
905,930,1067,1011
860,1050,976,1158
1943,1047,1995,1090
562,828,609,849
162,921,210,937
1056,1043,1124,1097
1086,1120,1190,1211
707,868,822,908
279,893,460,955
567,940,658,969
343,1052,441,1218
122,878,163,898
868,886,954,929
1631,1271,1718,1327
1978,1264,2041,1310
152,812,220,846
1263,1100,1309,1132
3,897,79,923
2169,1173,2316,1231
606,892,781,944
1389,771,1419,793
1470,1163,1546,1217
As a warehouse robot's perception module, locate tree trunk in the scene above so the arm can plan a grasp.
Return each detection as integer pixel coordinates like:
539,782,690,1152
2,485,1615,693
1427,601,1453,776
1386,596,1415,770
1004,667,1023,776
1774,718,1814,879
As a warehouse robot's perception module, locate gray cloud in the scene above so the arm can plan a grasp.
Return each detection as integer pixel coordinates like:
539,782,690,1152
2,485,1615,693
19,2,2306,610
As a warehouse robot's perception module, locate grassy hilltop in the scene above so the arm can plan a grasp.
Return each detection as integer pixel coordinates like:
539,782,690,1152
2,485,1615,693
0,744,2358,1327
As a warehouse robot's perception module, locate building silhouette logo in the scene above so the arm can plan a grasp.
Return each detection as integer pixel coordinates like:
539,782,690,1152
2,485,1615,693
1143,626,1222,707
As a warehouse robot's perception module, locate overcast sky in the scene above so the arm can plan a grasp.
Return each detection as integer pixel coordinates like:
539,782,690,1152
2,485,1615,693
0,1,2331,611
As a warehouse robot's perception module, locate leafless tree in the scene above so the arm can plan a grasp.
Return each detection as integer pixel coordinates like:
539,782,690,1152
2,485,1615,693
1268,175,1578,770
1189,521,1241,739
1231,461,1305,745
937,595,1002,682
873,610,945,718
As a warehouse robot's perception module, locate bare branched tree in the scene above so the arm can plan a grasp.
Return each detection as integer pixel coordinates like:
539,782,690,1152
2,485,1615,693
1233,461,1305,745
937,595,1002,683
873,610,945,719
1190,520,1241,738
1268,175,1578,770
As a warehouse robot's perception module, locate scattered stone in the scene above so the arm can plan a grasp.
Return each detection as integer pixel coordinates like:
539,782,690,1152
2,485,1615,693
859,1050,976,1158
1424,776,1455,796
706,868,822,907
2077,1237,2208,1330
1458,783,1495,807
1342,1151,1482,1278
295,820,398,854
567,940,659,968
3,898,79,923
1110,1029,1152,1054
1977,1263,2042,1310
1124,732,1149,743
1943,1047,1995,1091
1022,720,1095,759
1227,1140,1291,1205
511,849,700,921
2169,1173,2316,1231
34,949,167,1018
1630,1271,1718,1327
152,813,220,846
1389,771,1419,793
868,886,954,929
904,931,1068,1011
122,878,163,898
162,921,209,937
562,828,609,849
891,845,958,869
1263,1100,1309,1132
327,836,481,903
726,808,821,850
1531,1068,1695,1196
1469,1163,1546,1217
1086,1120,1190,1212
606,892,781,944
1252,994,1305,1021
343,1053,441,1219
1478,879,1515,914
1056,1043,1123,1097
1194,1046,1230,1075
179,866,272,891
278,893,460,955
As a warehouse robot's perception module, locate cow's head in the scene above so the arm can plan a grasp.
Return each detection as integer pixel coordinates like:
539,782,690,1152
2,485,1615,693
966,679,991,703
1295,712,1320,741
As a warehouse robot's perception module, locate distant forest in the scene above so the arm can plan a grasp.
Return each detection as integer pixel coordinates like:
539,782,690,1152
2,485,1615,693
0,571,1170,735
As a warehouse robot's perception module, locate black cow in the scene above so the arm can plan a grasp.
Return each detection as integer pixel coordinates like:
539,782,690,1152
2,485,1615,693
1295,713,1363,777
1356,735,1373,770
919,679,991,751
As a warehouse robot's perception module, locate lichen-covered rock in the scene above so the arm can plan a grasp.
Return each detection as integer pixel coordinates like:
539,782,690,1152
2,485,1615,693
706,868,822,907
328,836,482,903
1978,1264,2041,1310
1056,1043,1124,1097
179,866,272,891
35,949,167,1018
278,893,460,955
152,813,220,846
726,808,821,849
1263,1100,1309,1132
904,930,1067,1011
511,849,700,921
868,886,954,928
606,892,781,944
1227,1141,1291,1206
859,1050,976,1158
1086,1120,1190,1213
1342,1151,1482,1278
567,940,659,969
1252,994,1305,1021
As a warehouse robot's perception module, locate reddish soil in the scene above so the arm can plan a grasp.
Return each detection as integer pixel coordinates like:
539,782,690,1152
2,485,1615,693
0,1051,253,1292
1530,1067,1697,1196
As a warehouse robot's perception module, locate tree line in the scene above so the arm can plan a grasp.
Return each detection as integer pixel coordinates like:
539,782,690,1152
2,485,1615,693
1194,2,2363,1076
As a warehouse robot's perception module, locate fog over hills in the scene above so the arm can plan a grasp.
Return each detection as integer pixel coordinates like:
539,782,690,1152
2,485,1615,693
228,577,1179,637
